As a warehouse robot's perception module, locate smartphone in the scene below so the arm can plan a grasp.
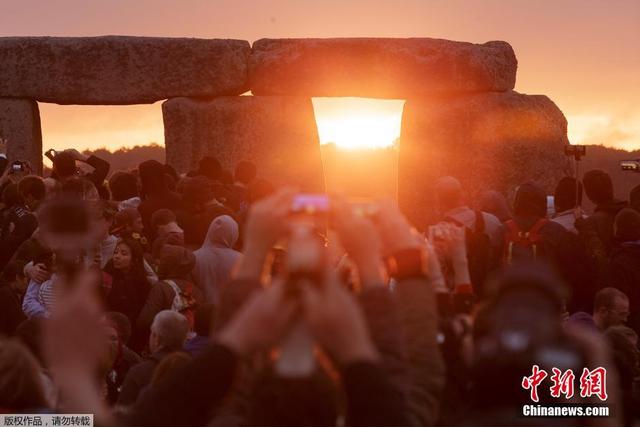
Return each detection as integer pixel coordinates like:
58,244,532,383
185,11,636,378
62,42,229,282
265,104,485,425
290,193,330,215
11,162,23,173
621,160,640,173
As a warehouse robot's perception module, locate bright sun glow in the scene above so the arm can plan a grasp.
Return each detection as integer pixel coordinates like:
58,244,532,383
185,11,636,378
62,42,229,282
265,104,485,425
313,98,405,150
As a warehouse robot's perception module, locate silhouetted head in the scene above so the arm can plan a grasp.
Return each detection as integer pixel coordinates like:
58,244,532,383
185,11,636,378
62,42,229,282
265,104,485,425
157,244,195,280
109,171,139,201
614,208,640,242
513,182,547,219
434,176,464,213
583,169,614,206
198,156,222,181
480,190,511,222
553,176,582,213
52,151,77,180
235,161,257,186
181,176,214,208
139,160,168,195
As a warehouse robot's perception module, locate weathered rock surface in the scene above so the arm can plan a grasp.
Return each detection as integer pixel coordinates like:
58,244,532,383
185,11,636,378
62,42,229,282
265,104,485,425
0,98,43,174
249,38,517,98
398,91,570,229
0,37,251,104
163,96,324,192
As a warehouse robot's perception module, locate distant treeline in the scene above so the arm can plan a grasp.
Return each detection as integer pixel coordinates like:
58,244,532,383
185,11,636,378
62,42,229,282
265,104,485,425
82,143,165,175
80,143,640,205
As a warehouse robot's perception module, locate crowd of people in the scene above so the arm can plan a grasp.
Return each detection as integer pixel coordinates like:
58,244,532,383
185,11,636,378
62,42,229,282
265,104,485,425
0,147,639,427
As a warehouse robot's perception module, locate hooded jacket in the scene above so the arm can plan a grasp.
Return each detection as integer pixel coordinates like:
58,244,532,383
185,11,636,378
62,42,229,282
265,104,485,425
192,215,242,304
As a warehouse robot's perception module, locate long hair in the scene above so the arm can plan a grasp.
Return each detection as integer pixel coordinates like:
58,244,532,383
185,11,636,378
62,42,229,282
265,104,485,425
105,237,146,278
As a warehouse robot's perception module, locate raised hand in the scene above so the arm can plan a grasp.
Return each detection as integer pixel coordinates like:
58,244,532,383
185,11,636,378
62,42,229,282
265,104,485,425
43,271,113,424
300,273,378,365
217,279,297,356
236,188,296,281
331,197,385,288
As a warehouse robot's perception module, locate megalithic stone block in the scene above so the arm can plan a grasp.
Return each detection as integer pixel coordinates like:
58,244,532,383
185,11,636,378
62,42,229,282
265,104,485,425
163,96,325,192
0,98,42,175
249,38,517,98
0,37,251,105
398,91,570,229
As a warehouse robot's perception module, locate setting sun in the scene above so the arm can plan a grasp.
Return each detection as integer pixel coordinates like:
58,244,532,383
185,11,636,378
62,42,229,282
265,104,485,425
313,98,405,150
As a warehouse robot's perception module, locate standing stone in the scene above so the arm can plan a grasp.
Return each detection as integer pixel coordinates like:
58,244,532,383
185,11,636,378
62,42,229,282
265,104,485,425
0,37,251,105
250,38,517,98
163,96,324,192
398,91,570,229
0,98,42,175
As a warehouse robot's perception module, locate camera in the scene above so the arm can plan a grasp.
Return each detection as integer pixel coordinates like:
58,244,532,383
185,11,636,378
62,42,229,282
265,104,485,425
471,264,584,408
564,144,586,161
621,160,640,173
44,148,57,162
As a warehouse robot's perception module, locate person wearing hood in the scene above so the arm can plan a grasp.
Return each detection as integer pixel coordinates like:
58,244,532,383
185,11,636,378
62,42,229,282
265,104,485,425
137,160,183,241
606,208,640,334
583,169,628,253
192,215,242,304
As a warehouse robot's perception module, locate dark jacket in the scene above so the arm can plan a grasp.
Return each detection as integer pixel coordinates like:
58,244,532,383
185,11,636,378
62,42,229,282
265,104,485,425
117,348,175,407
103,262,151,330
0,285,26,336
587,200,628,254
137,160,183,241
136,278,204,347
606,242,640,334
0,204,38,269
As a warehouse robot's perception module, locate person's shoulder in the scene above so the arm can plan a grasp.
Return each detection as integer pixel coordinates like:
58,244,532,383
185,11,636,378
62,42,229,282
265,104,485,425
480,211,502,227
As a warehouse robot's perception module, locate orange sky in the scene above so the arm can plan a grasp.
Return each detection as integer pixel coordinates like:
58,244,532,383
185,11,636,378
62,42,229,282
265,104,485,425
2,0,639,152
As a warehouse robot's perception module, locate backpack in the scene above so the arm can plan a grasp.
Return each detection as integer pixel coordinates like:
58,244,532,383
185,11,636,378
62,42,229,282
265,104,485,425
503,218,549,265
165,280,197,327
445,211,493,296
